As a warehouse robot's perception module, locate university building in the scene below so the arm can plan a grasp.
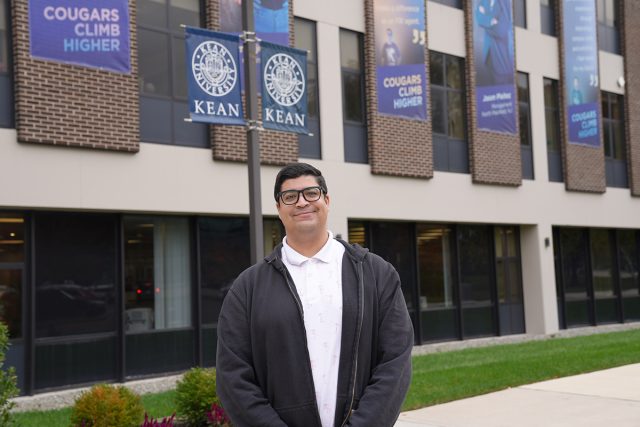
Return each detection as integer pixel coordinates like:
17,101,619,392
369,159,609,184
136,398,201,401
0,0,639,395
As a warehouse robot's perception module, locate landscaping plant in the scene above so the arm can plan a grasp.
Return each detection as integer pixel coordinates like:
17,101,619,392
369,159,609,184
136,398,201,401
174,367,217,427
206,403,231,427
69,383,145,427
139,412,175,427
0,321,19,427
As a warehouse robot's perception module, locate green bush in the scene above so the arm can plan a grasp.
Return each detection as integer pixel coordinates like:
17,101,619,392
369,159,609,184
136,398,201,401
0,321,20,427
174,367,218,427
69,383,144,427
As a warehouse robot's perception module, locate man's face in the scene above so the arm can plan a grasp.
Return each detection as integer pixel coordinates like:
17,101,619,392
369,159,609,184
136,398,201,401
276,175,330,238
574,78,579,90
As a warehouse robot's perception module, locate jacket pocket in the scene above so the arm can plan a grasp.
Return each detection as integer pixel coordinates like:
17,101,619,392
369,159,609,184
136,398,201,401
274,401,319,427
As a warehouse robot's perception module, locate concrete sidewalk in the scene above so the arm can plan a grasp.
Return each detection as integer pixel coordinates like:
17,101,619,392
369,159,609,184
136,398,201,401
395,363,640,427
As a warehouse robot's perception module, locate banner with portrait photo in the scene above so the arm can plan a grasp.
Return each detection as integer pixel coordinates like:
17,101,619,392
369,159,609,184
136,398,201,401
563,0,600,147
185,27,245,126
473,0,517,135
29,0,131,73
260,41,308,134
374,0,428,122
219,0,290,92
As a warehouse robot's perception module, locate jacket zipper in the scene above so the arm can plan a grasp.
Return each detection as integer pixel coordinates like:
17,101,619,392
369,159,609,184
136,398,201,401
340,261,364,427
279,262,323,427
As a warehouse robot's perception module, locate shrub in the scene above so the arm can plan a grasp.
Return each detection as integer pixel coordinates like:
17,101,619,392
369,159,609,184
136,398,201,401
0,322,20,427
174,367,218,427
69,383,145,427
206,403,231,427
140,412,175,427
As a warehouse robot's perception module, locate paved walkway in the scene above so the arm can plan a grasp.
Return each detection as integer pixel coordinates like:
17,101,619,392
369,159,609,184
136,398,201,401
395,363,640,427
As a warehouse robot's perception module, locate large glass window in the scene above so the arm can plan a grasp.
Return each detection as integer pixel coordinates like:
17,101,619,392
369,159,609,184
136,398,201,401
557,228,592,327
340,29,368,164
540,0,555,36
518,73,534,180
0,0,13,128
428,0,462,9
515,0,527,28
431,51,468,173
137,0,208,147
618,230,640,321
597,0,620,54
590,229,618,323
601,91,627,188
295,18,321,159
544,78,563,182
495,227,525,335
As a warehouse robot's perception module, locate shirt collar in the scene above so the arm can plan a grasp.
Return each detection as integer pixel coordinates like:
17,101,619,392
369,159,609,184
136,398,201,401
282,231,334,266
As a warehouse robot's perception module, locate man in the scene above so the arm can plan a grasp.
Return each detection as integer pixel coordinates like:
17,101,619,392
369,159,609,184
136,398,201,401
476,0,514,86
572,77,583,106
381,29,402,66
216,163,414,427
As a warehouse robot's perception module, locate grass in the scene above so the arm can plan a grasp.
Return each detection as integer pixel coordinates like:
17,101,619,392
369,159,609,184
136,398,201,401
13,390,177,427
403,328,640,411
12,329,640,425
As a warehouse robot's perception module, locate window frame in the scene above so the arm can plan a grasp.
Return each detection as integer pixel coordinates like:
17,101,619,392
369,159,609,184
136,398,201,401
540,0,556,37
601,91,628,188
0,0,14,128
515,0,527,29
518,72,534,180
544,77,563,182
597,0,621,54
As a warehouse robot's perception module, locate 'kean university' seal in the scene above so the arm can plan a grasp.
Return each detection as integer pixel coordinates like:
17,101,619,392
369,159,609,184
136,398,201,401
264,53,305,106
192,41,237,97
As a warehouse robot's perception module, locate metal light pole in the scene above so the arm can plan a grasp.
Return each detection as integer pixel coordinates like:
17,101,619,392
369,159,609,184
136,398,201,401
241,0,264,264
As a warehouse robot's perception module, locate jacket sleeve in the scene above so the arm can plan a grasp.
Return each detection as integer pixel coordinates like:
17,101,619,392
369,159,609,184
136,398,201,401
347,266,414,427
216,288,288,427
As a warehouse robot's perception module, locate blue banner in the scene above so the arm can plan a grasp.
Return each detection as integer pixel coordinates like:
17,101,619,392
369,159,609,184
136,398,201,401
563,0,600,147
260,41,308,134
28,0,130,73
473,0,517,135
185,27,245,126
374,0,428,121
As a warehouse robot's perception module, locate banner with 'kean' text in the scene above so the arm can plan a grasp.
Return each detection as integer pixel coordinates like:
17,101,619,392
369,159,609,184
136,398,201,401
374,0,428,122
28,0,131,73
185,27,245,126
260,41,308,134
563,0,600,147
473,0,517,135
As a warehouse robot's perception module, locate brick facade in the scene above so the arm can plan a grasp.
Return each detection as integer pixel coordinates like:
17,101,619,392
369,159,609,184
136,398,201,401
621,1,640,197
363,0,433,179
462,0,521,186
207,0,297,166
555,0,606,193
13,0,140,152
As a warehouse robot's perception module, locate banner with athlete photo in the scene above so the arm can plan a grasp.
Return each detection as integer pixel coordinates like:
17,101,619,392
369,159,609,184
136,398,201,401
473,0,517,135
260,41,308,134
563,0,600,147
185,26,245,125
374,0,428,122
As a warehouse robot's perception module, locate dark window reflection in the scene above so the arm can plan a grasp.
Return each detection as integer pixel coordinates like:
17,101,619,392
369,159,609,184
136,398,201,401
458,225,491,304
35,213,117,338
199,217,250,325
170,0,200,31
0,270,21,339
343,73,364,123
618,230,639,297
417,225,454,309
0,213,24,262
590,229,614,297
348,221,369,249
560,229,588,299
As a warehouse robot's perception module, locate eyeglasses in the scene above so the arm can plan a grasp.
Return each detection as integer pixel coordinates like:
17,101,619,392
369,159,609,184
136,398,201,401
278,186,324,205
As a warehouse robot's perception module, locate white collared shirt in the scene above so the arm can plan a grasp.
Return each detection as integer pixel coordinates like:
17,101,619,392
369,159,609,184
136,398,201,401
281,231,345,427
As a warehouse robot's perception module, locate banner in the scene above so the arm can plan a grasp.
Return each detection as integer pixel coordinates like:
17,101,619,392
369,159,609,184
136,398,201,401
219,0,289,92
473,0,517,135
28,0,131,73
374,0,428,122
260,41,308,134
563,0,600,147
185,27,245,125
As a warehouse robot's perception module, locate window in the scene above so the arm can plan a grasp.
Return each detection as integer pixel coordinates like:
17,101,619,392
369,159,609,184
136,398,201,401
540,0,555,36
340,29,367,163
518,73,534,180
618,230,640,321
124,215,194,377
601,91,627,188
597,0,620,54
137,0,208,147
590,229,618,324
295,18,321,159
0,0,13,128
515,0,527,28
430,51,468,173
495,227,525,335
544,78,563,182
556,228,592,328
428,0,462,9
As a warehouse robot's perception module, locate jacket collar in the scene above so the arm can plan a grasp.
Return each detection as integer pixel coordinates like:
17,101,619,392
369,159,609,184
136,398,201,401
265,237,369,269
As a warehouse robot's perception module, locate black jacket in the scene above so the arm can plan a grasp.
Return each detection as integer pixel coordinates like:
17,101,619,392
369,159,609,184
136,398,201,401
216,239,414,427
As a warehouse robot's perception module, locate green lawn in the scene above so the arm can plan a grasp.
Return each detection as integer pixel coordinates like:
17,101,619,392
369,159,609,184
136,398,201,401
403,328,640,410
12,329,640,425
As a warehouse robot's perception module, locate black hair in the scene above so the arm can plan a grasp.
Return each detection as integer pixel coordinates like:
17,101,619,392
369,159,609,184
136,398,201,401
274,163,328,203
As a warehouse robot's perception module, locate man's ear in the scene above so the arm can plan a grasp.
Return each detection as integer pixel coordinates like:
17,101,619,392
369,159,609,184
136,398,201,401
276,202,281,213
